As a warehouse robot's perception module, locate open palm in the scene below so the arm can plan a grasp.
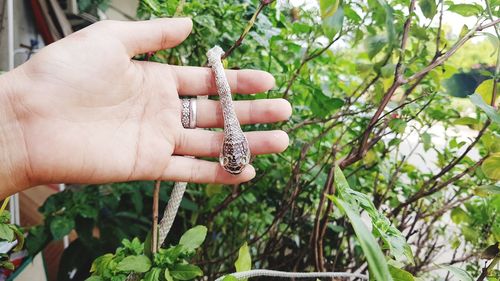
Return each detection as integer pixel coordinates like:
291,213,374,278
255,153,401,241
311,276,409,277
9,18,290,193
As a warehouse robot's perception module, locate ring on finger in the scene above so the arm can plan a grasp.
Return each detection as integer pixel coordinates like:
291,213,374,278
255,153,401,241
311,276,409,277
181,98,197,129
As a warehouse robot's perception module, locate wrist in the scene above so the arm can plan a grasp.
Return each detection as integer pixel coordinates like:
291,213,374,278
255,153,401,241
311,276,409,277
0,69,32,198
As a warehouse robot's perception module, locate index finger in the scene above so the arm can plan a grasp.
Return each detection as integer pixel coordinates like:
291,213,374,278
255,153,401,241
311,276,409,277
171,65,275,96
92,18,193,57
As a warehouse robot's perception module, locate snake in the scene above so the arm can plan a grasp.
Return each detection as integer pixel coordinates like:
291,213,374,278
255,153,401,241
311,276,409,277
157,47,364,281
158,46,250,247
207,46,251,175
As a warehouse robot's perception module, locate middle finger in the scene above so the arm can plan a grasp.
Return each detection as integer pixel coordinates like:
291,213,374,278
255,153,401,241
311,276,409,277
194,98,292,128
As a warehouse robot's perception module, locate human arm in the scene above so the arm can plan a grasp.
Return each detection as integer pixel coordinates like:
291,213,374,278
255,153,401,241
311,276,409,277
0,18,291,198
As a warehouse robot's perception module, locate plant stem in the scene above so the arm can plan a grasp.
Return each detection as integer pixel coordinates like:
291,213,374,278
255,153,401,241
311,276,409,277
222,0,274,59
477,257,499,281
405,18,500,83
0,197,9,215
152,180,160,254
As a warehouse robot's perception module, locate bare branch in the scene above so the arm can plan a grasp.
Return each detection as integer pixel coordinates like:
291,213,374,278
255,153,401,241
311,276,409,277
152,180,160,253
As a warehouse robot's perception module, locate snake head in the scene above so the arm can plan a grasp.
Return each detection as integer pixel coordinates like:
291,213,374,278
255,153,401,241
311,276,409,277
219,136,251,175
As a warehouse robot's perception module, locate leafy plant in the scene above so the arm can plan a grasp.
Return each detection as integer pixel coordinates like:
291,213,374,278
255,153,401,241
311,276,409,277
87,225,206,281
0,202,25,271
77,0,111,15
27,0,500,280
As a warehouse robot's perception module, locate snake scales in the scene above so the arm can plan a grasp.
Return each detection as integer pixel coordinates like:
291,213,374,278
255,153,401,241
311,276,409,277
156,46,366,281
159,46,251,247
207,46,251,174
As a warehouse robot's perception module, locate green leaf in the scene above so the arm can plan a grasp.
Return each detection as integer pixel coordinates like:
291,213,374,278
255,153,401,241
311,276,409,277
366,36,388,59
170,264,203,280
164,268,174,281
235,242,251,274
0,211,10,224
381,63,395,78
476,79,499,106
90,254,114,275
482,133,500,153
422,133,431,151
322,6,344,39
469,94,500,125
480,31,499,56
1,260,14,271
419,0,437,19
474,185,500,197
453,117,478,126
450,208,470,224
310,92,344,118
482,153,500,180
389,265,415,281
0,224,14,242
142,0,162,14
179,225,207,251
85,277,103,281
222,276,239,281
26,226,49,256
332,197,393,281
377,0,396,44
123,237,144,255
116,255,151,273
333,166,413,264
438,265,473,281
12,226,25,251
363,150,377,166
319,0,340,19
389,119,407,134
462,226,480,242
79,204,98,219
459,24,469,38
447,4,483,17
206,184,223,197
144,267,162,281
49,216,75,240
144,231,152,258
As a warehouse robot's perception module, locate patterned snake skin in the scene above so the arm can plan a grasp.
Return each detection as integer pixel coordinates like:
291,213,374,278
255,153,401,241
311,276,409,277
207,46,251,174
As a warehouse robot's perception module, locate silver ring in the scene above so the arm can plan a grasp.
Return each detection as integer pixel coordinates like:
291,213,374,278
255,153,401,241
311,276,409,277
181,98,197,129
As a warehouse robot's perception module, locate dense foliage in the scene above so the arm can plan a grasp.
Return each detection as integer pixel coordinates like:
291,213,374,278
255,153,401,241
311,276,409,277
28,0,500,280
0,203,24,271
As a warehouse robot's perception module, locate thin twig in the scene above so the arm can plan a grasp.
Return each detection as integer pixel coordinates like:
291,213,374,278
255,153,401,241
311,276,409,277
404,19,500,83
152,180,160,253
222,0,274,59
282,33,343,99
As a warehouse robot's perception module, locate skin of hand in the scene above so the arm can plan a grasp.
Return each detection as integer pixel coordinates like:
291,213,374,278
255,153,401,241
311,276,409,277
0,18,291,198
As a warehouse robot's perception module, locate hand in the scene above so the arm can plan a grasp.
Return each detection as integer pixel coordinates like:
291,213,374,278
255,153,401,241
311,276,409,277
0,18,291,197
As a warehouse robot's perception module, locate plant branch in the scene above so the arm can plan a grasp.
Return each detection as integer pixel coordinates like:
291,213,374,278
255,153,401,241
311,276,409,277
340,1,417,168
393,156,486,216
152,180,160,253
222,0,274,59
434,0,445,57
477,257,499,281
404,19,500,83
282,33,343,99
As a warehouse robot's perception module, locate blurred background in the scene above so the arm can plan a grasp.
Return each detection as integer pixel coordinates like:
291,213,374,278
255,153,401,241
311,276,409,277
0,0,498,281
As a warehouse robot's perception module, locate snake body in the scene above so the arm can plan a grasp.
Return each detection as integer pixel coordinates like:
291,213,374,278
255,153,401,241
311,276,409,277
207,46,251,174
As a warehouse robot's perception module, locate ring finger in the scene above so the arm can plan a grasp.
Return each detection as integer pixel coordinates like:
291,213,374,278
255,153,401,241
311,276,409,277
175,129,289,157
